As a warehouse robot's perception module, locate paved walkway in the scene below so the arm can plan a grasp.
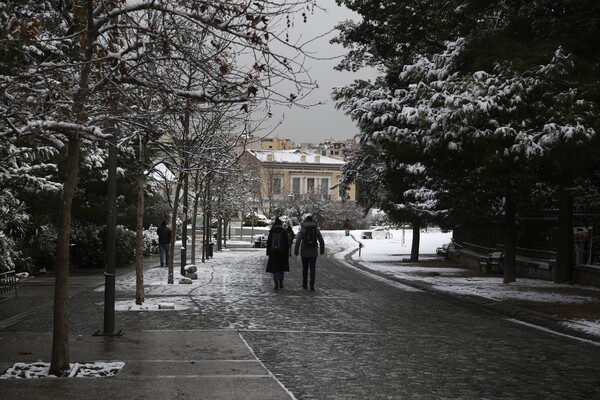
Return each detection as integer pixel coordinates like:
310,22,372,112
0,254,292,400
1,240,599,399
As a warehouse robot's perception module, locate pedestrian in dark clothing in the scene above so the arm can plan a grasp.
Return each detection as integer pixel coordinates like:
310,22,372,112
266,218,290,290
157,220,171,267
286,224,295,256
294,215,325,291
343,217,351,236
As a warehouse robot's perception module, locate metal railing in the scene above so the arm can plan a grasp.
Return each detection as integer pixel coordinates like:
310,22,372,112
496,244,557,261
456,241,497,255
0,270,17,297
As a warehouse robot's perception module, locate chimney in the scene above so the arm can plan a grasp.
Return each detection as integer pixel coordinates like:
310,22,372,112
267,153,273,162
315,155,320,163
300,155,306,162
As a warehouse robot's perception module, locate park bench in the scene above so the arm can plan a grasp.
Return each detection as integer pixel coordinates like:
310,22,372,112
0,270,17,298
436,243,450,258
479,251,504,274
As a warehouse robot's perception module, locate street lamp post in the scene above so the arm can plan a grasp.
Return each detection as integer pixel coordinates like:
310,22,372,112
181,170,188,276
95,121,121,337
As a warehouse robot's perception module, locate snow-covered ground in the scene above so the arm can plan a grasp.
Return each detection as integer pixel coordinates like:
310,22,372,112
335,228,600,339
3,228,599,378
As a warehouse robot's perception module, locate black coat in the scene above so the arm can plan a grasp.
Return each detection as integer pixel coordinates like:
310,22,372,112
157,225,171,245
266,225,290,273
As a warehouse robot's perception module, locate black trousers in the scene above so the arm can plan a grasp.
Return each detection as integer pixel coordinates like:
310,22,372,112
301,256,317,286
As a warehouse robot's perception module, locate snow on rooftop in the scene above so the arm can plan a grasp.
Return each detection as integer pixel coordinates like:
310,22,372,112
247,149,345,165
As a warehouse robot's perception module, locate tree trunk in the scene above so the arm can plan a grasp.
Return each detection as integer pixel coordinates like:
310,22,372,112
202,210,208,262
50,135,80,376
409,221,420,262
168,178,183,284
50,0,95,376
503,193,518,284
190,174,201,264
555,149,574,283
217,217,223,251
190,197,198,265
222,218,228,249
134,138,147,305
555,184,574,283
206,209,212,257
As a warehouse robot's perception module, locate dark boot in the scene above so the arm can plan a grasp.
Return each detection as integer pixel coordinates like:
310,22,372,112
274,283,279,290
279,281,284,289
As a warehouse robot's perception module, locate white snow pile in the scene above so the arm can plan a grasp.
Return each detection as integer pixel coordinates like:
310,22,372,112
1,361,125,379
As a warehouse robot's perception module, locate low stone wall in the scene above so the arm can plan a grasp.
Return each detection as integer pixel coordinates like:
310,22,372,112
451,249,600,287
574,265,600,287
514,259,554,281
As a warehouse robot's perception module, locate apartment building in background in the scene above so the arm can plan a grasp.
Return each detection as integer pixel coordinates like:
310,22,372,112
238,149,356,214
237,136,357,160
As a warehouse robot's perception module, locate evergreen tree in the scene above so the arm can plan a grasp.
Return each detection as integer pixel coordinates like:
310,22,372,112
333,0,600,282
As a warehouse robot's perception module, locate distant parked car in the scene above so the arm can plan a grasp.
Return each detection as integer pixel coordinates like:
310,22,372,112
244,213,271,227
362,227,392,239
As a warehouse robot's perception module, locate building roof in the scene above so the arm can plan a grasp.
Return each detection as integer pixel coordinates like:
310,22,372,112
246,149,345,165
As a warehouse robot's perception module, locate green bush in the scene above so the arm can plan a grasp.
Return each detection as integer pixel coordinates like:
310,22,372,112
18,224,58,274
115,225,136,266
71,222,104,268
19,222,153,270
70,223,136,268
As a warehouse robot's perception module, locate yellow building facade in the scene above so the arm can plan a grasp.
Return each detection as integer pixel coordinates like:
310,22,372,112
239,149,356,209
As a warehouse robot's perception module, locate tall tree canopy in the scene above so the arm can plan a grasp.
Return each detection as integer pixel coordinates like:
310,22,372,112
334,0,600,280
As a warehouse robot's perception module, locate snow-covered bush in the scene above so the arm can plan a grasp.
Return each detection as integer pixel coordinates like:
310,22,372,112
69,223,137,268
13,224,58,275
143,225,159,256
368,210,394,228
115,225,136,267
283,195,371,230
70,222,105,268
0,232,17,273
0,191,27,273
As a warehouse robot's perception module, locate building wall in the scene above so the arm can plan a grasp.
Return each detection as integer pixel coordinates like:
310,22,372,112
260,137,293,150
238,150,356,211
264,165,353,202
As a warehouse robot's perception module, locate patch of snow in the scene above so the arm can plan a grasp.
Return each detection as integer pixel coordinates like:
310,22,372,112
1,361,125,379
562,319,600,338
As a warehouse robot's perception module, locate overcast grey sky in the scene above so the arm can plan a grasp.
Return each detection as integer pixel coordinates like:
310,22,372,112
265,0,376,145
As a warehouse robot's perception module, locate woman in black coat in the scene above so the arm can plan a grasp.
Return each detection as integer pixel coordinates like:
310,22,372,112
266,218,290,290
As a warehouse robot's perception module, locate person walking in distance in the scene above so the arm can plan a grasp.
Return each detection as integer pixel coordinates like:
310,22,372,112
266,218,290,290
294,215,325,291
157,220,171,267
